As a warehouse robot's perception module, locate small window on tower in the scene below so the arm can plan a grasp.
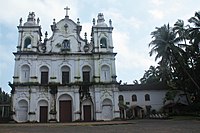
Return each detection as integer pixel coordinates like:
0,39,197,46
24,37,32,48
100,37,107,48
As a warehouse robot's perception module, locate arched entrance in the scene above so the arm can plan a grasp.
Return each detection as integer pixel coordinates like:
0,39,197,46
38,100,48,123
58,94,72,122
17,99,28,122
102,99,113,120
82,99,93,121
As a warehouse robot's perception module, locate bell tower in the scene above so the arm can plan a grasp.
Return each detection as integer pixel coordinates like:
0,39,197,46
91,13,117,83
91,13,114,53
17,12,42,52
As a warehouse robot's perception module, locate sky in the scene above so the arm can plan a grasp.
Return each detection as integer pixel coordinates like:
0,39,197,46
0,0,200,93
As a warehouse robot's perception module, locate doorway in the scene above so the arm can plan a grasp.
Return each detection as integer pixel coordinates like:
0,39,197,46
40,106,48,123
59,100,72,122
83,105,91,121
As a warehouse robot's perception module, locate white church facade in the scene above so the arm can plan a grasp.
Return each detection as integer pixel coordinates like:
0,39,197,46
9,8,167,123
10,8,120,123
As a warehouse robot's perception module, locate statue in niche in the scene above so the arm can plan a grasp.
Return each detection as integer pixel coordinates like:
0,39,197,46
62,40,70,50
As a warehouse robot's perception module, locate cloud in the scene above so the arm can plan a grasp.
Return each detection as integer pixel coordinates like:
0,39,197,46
0,42,15,92
80,22,92,40
113,29,156,82
103,9,143,30
0,0,79,34
148,9,164,20
150,0,163,6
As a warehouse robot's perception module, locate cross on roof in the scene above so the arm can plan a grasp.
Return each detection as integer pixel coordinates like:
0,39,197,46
64,6,70,17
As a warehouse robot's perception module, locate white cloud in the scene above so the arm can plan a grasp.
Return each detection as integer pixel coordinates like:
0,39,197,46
0,0,78,33
80,22,92,40
0,43,15,92
150,0,164,6
113,29,156,82
148,9,164,20
103,9,143,30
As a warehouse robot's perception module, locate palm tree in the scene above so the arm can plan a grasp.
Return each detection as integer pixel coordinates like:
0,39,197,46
149,22,200,103
187,11,200,102
149,24,180,82
173,19,189,45
140,66,160,84
188,11,200,43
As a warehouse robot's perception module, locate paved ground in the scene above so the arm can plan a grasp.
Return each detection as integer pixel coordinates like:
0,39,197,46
0,119,200,133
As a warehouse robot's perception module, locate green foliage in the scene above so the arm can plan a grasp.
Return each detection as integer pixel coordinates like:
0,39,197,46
0,88,11,104
164,90,178,102
140,66,161,84
148,11,200,103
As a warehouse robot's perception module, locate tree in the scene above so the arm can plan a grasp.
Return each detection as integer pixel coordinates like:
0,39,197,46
188,11,200,46
149,24,181,83
148,11,200,104
140,66,160,84
0,88,11,104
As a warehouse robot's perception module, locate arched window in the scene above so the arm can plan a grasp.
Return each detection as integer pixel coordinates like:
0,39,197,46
82,66,91,83
145,94,150,101
132,94,137,102
61,66,70,84
21,65,30,82
100,37,107,48
40,66,49,84
24,37,31,48
101,65,110,82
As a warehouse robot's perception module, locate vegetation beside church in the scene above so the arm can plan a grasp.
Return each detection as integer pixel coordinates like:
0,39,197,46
0,88,11,104
0,87,11,122
140,11,200,114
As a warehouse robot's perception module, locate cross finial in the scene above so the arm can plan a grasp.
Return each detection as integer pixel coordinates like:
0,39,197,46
64,6,70,18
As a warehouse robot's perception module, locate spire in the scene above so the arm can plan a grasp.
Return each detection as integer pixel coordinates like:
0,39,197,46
19,18,23,26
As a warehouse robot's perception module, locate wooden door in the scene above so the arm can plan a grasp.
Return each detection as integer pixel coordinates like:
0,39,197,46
59,100,72,122
83,105,91,121
40,106,48,123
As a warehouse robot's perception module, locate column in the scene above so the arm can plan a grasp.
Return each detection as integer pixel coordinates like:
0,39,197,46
94,88,101,120
74,88,80,121
113,88,120,118
29,87,37,122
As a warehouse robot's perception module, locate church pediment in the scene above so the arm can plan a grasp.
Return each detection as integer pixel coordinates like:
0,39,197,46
51,18,78,36
41,17,87,53
45,33,85,53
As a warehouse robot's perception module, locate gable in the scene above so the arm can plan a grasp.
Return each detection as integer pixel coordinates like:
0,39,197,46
45,18,86,53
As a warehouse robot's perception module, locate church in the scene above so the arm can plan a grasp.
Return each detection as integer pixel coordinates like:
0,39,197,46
9,7,167,123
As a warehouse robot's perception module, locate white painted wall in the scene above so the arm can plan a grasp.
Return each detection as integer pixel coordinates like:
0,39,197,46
119,89,167,112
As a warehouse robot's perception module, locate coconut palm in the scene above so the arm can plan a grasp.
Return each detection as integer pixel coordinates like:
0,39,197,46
188,11,200,47
149,21,200,103
149,24,180,82
140,66,160,84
